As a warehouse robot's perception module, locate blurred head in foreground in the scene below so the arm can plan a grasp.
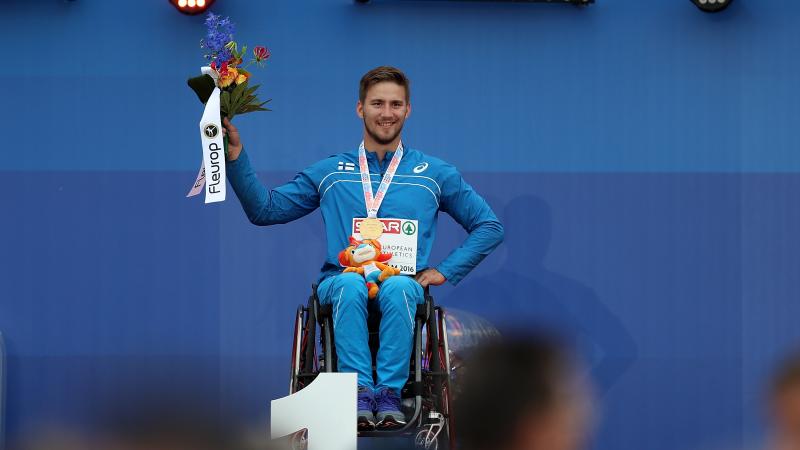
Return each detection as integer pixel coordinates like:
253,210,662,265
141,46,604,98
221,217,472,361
11,385,245,450
768,349,800,450
455,334,594,450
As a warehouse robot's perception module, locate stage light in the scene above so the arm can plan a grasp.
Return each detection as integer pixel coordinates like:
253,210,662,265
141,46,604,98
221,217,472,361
170,0,214,15
691,0,734,13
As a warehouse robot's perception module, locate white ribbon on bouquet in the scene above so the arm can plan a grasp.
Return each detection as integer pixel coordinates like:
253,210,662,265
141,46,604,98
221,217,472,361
187,66,226,203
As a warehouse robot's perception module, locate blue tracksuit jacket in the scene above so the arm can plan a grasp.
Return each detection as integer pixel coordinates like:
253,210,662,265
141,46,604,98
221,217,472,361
226,146,504,285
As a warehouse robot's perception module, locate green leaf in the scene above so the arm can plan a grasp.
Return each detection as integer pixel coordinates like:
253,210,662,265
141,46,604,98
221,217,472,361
230,82,247,110
245,84,260,96
239,100,272,113
245,95,270,106
220,90,231,116
232,89,253,118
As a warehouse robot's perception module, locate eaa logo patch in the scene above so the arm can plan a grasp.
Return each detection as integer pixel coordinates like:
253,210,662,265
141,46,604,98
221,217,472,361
203,124,219,138
413,162,429,174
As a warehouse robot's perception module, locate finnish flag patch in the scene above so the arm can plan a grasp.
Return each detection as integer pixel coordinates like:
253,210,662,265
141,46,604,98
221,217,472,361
338,161,356,171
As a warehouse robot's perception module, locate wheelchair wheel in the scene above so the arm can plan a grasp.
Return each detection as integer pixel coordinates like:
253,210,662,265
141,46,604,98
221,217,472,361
290,303,317,394
421,306,455,450
290,306,304,394
437,307,456,449
435,306,456,449
415,428,439,450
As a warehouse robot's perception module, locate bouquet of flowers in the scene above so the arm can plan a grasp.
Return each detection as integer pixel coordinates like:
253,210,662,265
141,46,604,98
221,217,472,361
185,12,271,203
187,12,271,121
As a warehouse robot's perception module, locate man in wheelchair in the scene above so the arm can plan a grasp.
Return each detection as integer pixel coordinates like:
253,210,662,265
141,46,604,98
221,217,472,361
223,66,504,431
318,270,424,428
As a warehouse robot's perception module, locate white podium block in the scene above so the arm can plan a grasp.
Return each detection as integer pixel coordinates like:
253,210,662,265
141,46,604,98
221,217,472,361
271,373,357,450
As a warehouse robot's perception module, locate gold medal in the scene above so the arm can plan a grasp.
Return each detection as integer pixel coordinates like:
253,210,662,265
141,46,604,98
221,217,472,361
360,218,383,240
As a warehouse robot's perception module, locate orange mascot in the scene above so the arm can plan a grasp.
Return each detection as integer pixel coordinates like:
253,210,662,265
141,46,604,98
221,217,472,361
338,236,401,299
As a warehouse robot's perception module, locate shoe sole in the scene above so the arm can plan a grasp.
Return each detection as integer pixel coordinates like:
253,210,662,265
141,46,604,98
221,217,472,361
358,417,376,431
376,416,407,429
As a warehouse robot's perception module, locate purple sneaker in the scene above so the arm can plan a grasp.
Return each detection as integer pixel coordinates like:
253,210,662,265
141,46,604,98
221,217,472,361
357,386,376,430
375,388,406,429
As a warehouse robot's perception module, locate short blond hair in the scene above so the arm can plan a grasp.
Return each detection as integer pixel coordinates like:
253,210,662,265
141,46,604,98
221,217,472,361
358,66,410,104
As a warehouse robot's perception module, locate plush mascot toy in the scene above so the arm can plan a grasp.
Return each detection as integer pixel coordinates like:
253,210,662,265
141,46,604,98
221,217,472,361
338,236,401,299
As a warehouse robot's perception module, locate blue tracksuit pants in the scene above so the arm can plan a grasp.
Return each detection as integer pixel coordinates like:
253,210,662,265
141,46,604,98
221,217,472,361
318,273,424,394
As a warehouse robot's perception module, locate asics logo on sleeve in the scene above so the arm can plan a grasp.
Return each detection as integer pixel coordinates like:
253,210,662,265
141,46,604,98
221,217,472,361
413,162,429,173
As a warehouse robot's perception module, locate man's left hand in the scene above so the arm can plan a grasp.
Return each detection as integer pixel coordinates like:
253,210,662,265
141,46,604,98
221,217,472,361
415,268,446,288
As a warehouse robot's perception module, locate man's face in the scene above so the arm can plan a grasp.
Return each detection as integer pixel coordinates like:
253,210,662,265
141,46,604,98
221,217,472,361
357,81,410,146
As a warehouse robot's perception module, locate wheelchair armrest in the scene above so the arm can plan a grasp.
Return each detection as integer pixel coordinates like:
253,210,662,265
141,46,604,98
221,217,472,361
318,304,332,320
415,303,428,320
309,283,333,325
416,292,434,321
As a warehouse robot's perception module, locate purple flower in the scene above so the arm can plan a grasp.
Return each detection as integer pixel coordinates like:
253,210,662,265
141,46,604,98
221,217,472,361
216,48,232,64
204,12,220,28
202,12,235,54
218,17,235,38
201,12,240,69
205,30,226,52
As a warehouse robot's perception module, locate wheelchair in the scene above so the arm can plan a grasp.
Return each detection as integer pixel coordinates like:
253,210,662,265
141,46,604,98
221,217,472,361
288,282,455,450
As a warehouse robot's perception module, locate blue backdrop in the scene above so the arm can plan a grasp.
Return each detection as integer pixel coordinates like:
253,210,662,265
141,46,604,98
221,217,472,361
2,0,800,449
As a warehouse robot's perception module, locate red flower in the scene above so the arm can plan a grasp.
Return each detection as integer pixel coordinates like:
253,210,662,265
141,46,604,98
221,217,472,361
253,46,270,62
211,60,230,76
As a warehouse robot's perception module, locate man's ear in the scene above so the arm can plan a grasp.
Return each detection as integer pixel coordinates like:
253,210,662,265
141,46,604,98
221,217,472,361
356,101,364,119
405,103,411,119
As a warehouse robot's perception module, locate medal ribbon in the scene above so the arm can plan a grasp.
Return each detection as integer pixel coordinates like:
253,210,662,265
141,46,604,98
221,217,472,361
357,140,403,219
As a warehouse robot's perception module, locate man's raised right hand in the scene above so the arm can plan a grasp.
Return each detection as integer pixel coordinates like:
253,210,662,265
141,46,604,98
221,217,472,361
223,116,243,161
